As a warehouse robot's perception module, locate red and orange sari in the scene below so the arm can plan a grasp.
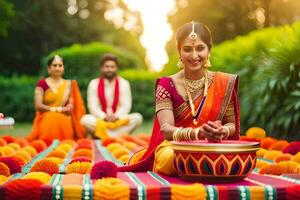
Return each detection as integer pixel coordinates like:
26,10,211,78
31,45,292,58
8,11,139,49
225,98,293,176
27,79,86,141
119,71,240,172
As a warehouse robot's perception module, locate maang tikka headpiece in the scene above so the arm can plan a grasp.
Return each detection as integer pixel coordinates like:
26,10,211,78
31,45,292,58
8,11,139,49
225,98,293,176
189,21,198,41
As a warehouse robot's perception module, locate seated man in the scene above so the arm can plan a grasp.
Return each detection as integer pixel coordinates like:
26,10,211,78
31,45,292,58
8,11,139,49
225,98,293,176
81,53,143,139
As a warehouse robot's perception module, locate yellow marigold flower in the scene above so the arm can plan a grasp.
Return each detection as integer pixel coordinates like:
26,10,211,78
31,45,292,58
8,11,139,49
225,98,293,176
123,142,137,151
111,148,129,159
256,159,271,169
14,150,32,163
0,175,8,184
8,143,21,151
61,140,76,147
245,127,266,139
291,152,300,164
23,172,51,184
256,148,268,158
277,161,300,174
22,146,38,157
263,150,283,161
118,154,130,163
55,144,73,153
171,183,206,200
107,143,122,153
93,178,130,200
65,162,92,174
0,146,15,156
45,157,63,164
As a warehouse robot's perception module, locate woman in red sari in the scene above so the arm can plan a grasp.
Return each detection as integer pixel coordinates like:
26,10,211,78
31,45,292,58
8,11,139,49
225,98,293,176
119,21,240,175
27,55,86,141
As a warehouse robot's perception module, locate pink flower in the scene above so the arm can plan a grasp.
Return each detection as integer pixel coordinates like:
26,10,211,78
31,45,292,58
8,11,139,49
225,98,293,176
90,160,117,180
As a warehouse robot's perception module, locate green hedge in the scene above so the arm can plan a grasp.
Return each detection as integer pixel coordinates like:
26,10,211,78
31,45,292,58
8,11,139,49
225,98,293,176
0,70,158,122
41,42,147,79
211,22,300,139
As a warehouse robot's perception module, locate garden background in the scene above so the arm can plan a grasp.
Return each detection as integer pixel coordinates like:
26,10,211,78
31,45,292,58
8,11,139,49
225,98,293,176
0,0,300,140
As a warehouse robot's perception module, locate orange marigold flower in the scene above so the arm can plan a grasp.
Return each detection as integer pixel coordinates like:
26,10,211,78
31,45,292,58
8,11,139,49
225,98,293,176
5,179,43,200
0,156,22,174
245,127,266,139
260,137,277,149
0,138,7,147
72,148,94,159
0,162,10,176
30,159,59,175
102,138,118,147
77,139,92,146
14,138,29,147
269,140,289,151
47,149,67,159
30,140,47,153
259,164,283,175
2,135,15,143
274,154,292,163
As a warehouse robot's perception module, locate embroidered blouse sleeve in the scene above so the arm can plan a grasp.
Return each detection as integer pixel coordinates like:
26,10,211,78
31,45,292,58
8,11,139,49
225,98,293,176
222,95,236,135
155,79,173,113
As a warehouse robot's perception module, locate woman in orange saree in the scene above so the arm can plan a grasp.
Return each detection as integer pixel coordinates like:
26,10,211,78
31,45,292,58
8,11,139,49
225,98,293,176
27,55,86,142
119,22,240,175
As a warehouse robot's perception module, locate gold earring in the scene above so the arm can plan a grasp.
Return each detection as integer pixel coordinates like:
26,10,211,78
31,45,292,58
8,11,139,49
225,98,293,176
177,59,184,70
204,56,211,68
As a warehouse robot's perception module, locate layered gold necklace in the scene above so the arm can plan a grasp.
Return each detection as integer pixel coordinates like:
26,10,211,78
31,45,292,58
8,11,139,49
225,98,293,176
183,70,209,125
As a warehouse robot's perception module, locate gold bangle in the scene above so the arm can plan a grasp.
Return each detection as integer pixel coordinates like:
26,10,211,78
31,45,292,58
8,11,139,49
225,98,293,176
56,107,63,113
173,127,182,141
50,107,56,112
194,128,200,140
222,126,230,140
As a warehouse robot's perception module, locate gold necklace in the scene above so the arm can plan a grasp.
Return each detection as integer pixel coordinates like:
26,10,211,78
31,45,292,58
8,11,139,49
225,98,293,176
184,76,205,93
183,71,209,125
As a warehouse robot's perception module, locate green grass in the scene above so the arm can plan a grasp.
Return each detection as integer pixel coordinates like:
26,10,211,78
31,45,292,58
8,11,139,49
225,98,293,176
0,120,154,138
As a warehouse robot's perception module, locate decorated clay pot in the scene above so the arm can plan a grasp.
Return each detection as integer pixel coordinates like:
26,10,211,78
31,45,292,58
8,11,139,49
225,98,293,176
171,140,260,182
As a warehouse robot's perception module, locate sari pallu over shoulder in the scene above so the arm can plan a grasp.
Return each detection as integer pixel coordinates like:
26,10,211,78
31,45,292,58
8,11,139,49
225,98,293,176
118,72,240,172
27,80,86,141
